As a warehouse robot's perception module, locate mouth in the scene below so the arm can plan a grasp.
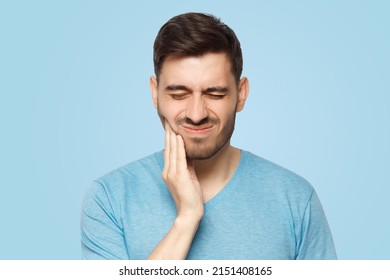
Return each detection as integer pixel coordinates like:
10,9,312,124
181,124,214,136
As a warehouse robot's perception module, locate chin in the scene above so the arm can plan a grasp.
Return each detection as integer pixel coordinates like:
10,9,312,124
184,141,228,161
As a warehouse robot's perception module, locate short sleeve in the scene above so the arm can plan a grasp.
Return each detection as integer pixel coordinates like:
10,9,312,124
80,181,129,259
296,190,337,259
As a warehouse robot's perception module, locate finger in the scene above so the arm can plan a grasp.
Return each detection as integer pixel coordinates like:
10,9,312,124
163,120,170,176
168,122,177,173
177,134,187,172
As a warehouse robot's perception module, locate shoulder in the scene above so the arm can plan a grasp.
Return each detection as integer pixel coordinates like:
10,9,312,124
87,151,164,201
97,151,163,185
240,150,314,199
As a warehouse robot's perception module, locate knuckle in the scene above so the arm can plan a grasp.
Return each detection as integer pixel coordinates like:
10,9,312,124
161,173,167,181
162,170,177,185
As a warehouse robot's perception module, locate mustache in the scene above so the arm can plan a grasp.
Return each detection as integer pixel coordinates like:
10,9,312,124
177,117,218,127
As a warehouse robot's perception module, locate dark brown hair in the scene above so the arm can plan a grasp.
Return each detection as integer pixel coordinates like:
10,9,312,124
153,12,243,83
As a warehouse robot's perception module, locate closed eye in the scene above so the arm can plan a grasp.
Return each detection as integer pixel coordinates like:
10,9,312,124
169,93,190,100
202,86,229,100
206,93,225,100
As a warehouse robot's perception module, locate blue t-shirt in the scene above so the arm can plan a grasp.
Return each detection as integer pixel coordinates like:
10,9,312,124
81,150,337,259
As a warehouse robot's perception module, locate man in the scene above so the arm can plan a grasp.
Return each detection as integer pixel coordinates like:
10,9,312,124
81,12,337,260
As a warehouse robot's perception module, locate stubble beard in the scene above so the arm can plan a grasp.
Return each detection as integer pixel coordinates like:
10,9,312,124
182,115,236,160
158,108,237,161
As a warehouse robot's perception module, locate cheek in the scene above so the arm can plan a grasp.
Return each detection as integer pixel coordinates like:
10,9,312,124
211,102,237,121
157,100,182,126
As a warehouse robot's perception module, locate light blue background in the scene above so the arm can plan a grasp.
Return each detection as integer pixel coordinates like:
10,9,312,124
1,1,389,259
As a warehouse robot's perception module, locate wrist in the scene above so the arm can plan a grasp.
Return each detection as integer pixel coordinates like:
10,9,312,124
175,209,203,229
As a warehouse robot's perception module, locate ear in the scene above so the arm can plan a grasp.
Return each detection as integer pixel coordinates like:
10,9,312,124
150,76,158,109
236,77,249,112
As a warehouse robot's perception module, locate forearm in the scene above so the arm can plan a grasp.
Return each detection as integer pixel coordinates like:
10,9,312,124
149,121,204,260
148,214,202,260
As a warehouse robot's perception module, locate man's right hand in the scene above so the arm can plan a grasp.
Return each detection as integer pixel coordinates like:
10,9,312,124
147,120,204,260
162,120,204,220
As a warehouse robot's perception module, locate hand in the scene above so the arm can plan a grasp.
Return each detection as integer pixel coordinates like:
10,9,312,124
147,120,204,259
162,120,204,220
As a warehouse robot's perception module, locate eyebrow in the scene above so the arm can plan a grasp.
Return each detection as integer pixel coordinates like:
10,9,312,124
165,85,229,94
202,86,229,94
165,85,192,93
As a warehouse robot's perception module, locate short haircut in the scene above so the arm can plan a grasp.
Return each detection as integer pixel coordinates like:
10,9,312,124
153,12,243,84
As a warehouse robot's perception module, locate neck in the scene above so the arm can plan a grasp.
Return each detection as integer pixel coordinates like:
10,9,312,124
192,142,241,201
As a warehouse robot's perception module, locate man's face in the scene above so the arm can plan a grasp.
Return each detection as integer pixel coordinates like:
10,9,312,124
150,53,248,160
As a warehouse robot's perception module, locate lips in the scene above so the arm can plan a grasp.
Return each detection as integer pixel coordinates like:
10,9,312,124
181,125,214,135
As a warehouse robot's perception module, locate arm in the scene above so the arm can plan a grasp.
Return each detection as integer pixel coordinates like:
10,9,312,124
296,190,337,260
148,121,204,259
81,181,129,259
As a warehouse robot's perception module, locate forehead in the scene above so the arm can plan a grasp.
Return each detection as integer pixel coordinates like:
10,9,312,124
158,53,235,87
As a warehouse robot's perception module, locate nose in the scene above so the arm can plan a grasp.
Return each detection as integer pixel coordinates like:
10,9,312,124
185,95,208,124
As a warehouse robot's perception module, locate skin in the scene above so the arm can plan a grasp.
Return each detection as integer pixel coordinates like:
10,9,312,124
148,52,249,259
